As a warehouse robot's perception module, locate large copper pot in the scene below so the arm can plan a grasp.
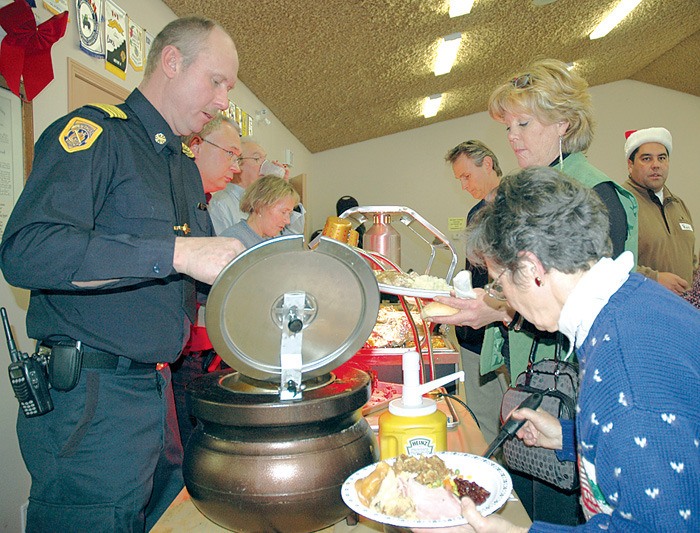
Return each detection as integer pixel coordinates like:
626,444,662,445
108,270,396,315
184,367,377,532
183,236,380,532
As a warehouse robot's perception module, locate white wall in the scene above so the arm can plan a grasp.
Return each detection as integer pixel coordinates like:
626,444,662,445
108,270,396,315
310,81,700,275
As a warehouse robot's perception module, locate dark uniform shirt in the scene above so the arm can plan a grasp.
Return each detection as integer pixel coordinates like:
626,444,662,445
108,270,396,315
0,89,212,362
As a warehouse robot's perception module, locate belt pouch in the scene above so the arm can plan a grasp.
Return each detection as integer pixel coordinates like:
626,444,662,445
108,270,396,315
48,341,83,392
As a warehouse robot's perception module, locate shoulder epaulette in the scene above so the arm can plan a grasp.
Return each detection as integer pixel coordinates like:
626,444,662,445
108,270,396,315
182,143,195,159
85,103,127,119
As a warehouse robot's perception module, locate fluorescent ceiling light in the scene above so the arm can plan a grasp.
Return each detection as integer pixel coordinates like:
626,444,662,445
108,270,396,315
422,94,443,118
589,0,642,39
434,33,462,75
449,0,474,17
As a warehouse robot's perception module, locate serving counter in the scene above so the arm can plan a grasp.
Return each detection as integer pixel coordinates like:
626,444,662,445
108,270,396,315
152,399,532,532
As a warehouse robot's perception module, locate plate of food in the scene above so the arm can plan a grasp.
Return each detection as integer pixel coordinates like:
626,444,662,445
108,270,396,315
374,270,453,299
341,452,512,528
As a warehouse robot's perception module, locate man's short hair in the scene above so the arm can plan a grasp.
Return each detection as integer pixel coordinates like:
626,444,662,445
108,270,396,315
183,112,240,146
445,140,503,177
144,17,222,80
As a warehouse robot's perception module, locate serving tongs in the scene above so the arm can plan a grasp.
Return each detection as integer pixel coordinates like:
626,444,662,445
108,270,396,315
483,392,543,459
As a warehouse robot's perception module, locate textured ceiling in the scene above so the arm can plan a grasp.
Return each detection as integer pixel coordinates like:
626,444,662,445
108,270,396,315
163,0,700,153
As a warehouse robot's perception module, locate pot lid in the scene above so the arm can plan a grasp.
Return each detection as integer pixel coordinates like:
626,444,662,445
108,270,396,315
206,235,380,382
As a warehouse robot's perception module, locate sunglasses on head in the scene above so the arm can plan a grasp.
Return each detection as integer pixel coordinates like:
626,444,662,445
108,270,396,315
511,73,532,89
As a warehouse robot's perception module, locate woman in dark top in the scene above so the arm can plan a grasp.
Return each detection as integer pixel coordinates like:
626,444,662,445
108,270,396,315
485,58,639,525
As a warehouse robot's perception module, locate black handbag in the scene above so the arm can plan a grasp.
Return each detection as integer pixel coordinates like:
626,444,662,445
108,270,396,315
500,332,579,491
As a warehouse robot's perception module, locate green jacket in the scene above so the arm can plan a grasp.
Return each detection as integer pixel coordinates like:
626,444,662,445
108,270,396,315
480,152,639,383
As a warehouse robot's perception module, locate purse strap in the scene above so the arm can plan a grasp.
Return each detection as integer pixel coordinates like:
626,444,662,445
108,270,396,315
524,331,565,385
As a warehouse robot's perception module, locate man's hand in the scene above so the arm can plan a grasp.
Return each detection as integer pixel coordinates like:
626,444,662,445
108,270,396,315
432,289,511,329
173,237,246,284
271,160,290,181
657,271,690,295
511,407,563,450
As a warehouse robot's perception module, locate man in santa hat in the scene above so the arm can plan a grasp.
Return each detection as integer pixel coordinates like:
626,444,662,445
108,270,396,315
623,127,695,295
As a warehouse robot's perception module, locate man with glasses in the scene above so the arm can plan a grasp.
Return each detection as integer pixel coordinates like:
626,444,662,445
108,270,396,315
208,139,305,235
185,112,242,197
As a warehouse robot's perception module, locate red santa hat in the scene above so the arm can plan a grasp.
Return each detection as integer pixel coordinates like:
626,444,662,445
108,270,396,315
624,127,672,160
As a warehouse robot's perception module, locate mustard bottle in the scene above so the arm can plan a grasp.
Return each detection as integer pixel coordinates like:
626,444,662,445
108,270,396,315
378,351,464,459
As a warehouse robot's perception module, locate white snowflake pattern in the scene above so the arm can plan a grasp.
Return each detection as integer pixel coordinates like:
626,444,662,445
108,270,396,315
614,467,622,477
593,369,602,382
609,492,619,503
680,510,691,520
670,462,684,473
602,422,613,433
620,511,633,520
591,413,600,425
603,334,611,342
661,413,676,424
618,392,628,407
645,488,660,499
581,440,594,450
634,436,647,448
695,439,699,448
591,337,597,346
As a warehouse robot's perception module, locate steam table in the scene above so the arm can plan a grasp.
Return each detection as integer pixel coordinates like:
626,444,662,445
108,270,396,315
152,399,532,532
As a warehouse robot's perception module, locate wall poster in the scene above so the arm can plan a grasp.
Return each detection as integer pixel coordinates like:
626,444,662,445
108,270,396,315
104,1,127,79
0,85,26,239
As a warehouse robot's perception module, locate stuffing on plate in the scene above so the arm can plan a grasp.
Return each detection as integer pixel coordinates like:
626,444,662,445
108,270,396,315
354,454,490,521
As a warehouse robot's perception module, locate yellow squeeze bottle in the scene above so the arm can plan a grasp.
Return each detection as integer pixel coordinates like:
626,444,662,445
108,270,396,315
378,351,464,459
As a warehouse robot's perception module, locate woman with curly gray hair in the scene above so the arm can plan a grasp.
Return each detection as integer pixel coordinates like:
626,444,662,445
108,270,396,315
423,166,700,532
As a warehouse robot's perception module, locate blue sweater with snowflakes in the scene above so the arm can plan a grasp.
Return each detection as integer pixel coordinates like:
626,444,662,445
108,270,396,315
531,274,700,532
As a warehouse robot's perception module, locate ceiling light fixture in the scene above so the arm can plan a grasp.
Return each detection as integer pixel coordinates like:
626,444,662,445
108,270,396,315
449,0,474,17
589,0,642,40
422,94,443,118
434,33,462,75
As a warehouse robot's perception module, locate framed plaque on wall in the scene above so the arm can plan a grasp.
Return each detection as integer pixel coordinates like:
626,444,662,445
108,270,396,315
0,75,32,238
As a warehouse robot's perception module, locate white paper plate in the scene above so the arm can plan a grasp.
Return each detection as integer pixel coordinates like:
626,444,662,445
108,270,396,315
341,451,512,528
377,283,452,299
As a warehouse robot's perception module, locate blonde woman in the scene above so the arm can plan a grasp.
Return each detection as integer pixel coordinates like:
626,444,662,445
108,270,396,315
220,175,300,248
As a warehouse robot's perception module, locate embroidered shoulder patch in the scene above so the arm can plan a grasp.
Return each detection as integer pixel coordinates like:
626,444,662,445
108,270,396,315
59,117,103,153
85,103,127,119
182,143,195,159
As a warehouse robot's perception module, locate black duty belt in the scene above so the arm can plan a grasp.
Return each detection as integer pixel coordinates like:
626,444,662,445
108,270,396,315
39,340,156,372
82,351,156,371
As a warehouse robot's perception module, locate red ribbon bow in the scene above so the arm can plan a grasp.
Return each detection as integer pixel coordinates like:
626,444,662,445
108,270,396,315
0,0,68,101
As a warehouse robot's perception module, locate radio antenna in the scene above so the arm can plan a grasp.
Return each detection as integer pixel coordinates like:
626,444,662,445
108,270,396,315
1,307,22,363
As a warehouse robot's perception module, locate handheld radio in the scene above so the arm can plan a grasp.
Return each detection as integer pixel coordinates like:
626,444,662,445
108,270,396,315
1,308,53,417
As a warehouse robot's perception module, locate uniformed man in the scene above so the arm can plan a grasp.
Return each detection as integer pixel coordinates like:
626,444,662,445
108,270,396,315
0,17,244,532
